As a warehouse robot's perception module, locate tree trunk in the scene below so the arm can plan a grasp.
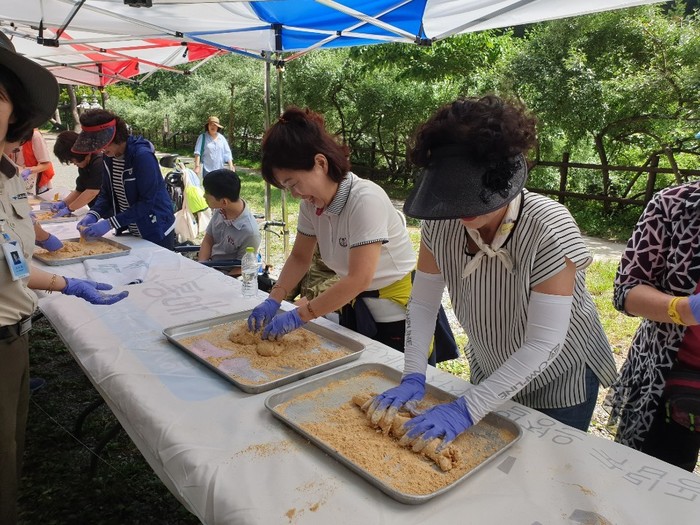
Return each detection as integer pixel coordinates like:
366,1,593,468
66,85,80,131
664,146,684,185
594,133,611,214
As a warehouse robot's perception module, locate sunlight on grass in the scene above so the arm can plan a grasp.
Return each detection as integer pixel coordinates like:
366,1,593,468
585,260,640,356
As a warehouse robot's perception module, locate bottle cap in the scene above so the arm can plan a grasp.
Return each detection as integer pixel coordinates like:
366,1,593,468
246,247,255,253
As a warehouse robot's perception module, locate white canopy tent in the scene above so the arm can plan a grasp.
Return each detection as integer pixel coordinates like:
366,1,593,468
0,0,665,256
1,1,665,80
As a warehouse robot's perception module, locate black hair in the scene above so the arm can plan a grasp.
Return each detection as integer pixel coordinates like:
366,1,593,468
203,168,241,201
54,130,87,164
410,95,537,167
261,106,350,189
0,64,41,144
79,109,130,144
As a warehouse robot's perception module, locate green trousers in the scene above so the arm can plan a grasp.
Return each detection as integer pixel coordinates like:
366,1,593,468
0,333,29,525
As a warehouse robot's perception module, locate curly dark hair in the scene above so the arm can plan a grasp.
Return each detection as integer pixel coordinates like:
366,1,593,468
79,109,130,144
409,96,536,201
410,95,537,166
53,130,87,164
261,106,350,189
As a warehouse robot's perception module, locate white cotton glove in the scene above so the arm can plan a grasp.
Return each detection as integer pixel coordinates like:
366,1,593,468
403,270,446,376
461,291,573,423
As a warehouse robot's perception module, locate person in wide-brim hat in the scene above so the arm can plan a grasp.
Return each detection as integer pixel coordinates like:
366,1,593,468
366,95,618,454
0,31,58,134
0,31,130,525
194,115,234,177
206,115,224,129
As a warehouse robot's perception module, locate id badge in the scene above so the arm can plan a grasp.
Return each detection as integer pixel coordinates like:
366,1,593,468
2,241,30,280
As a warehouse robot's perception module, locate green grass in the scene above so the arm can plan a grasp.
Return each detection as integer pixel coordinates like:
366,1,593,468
585,260,640,355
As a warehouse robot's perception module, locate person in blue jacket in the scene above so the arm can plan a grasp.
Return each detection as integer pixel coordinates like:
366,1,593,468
72,109,175,249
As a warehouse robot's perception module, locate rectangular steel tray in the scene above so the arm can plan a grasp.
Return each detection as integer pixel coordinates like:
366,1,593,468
163,311,365,394
33,212,79,223
33,237,132,266
265,363,522,504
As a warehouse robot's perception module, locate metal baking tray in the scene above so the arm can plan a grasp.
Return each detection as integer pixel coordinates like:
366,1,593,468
33,237,132,266
265,363,522,504
33,211,79,223
162,311,365,394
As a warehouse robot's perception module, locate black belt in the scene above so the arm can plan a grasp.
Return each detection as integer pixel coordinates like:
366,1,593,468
0,317,32,340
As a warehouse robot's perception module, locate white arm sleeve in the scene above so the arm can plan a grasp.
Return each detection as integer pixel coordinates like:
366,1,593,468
403,270,446,376
462,291,573,423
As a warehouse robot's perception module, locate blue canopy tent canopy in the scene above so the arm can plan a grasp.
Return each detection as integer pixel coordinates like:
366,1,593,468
0,0,665,257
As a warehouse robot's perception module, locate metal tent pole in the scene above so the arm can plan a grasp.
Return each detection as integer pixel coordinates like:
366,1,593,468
263,57,272,265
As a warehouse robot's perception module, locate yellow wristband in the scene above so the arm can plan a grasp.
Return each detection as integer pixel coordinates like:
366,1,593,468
668,296,687,325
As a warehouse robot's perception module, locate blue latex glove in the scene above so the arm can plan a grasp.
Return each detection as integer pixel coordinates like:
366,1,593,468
52,206,72,218
399,397,474,452
366,373,426,431
50,200,67,213
77,213,98,230
20,168,32,181
247,298,280,332
261,309,305,340
35,234,63,252
83,219,112,239
62,277,129,305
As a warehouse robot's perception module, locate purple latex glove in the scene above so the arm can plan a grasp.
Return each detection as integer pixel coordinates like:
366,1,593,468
365,373,426,430
689,294,700,324
50,200,67,213
83,219,111,239
35,234,63,252
52,206,72,218
20,168,32,181
262,309,305,340
76,213,98,230
247,297,280,332
399,397,474,452
62,277,129,305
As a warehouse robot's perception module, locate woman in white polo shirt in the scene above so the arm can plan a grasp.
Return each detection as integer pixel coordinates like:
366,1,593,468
247,107,416,350
367,96,618,451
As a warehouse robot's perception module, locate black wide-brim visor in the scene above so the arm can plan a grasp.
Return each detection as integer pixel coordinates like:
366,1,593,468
403,152,527,220
71,120,117,154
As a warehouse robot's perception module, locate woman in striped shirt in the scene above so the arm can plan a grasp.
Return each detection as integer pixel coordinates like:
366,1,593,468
368,96,617,450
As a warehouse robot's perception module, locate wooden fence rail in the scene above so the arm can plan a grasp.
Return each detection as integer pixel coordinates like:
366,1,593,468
136,126,699,211
530,154,700,208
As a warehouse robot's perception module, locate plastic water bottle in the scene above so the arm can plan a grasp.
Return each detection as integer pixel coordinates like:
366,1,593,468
241,247,258,297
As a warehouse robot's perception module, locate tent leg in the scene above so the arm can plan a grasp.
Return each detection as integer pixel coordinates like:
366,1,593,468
276,63,289,258
263,58,272,266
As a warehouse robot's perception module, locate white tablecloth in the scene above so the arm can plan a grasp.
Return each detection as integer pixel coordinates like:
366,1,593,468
33,228,700,525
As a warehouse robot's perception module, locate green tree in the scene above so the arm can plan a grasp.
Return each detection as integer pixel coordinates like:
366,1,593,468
505,3,700,207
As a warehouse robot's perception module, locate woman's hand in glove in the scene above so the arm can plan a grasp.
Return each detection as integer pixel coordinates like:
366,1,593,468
261,309,304,340
62,277,129,305
365,373,426,431
247,298,280,332
76,213,98,230
82,219,111,239
50,200,67,213
399,397,474,452
35,234,63,252
52,206,72,218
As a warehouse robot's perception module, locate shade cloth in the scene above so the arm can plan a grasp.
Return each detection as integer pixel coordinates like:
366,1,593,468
1,0,664,85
